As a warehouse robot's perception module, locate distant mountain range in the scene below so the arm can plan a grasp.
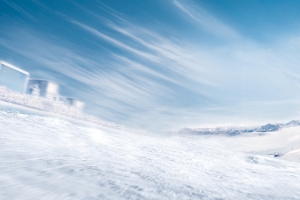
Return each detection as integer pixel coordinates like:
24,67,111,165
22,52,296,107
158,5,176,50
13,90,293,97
175,120,300,136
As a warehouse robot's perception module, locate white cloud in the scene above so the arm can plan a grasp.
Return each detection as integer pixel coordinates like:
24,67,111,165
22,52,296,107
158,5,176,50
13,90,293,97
3,0,35,20
172,0,239,39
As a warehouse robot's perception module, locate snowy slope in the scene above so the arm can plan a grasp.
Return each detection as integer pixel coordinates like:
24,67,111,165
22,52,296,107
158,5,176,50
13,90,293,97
1,111,300,200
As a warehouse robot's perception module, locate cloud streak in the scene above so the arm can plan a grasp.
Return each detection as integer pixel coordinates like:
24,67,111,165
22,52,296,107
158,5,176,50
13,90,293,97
172,0,239,39
2,0,35,20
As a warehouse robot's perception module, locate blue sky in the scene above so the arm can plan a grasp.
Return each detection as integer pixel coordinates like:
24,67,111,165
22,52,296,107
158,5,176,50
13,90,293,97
1,0,300,131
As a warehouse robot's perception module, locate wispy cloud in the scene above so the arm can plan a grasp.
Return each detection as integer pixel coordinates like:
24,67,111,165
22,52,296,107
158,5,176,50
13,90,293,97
70,20,160,63
172,0,239,39
3,0,35,20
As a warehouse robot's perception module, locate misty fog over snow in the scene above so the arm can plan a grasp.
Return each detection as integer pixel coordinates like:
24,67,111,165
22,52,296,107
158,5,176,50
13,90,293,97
1,110,300,200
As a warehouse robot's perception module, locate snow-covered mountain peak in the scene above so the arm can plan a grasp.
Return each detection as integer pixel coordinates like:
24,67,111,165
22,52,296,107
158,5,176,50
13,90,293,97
175,120,300,136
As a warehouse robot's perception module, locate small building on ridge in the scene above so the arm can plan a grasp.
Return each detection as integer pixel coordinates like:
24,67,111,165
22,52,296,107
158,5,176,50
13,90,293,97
26,79,59,101
60,96,85,109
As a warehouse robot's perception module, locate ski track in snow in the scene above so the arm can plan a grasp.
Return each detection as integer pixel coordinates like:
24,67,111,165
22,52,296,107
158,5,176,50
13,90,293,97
1,111,300,200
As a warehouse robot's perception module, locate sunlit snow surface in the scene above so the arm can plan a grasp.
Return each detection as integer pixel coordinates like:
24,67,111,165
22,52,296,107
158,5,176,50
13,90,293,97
1,111,300,200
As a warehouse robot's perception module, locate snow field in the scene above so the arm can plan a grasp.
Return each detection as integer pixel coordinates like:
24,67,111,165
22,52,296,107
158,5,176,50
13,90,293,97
1,111,300,199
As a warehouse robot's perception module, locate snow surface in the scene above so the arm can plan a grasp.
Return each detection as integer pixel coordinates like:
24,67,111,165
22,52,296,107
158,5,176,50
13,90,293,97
1,111,300,199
